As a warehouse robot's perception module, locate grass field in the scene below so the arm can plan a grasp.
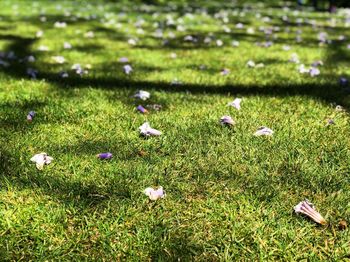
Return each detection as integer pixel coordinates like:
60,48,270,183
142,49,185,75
0,0,350,260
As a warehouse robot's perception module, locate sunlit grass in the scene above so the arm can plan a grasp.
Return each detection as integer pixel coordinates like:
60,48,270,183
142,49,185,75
0,0,350,260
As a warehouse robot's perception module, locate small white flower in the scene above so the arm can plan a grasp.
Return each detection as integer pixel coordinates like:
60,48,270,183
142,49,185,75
232,40,240,47
63,42,72,49
84,31,94,38
236,23,244,29
139,122,162,136
289,53,300,64
171,78,182,85
123,64,133,74
254,126,274,136
220,116,235,126
176,25,185,32
59,71,69,78
128,38,137,45
282,45,291,51
26,55,35,63
298,64,309,74
335,105,344,112
134,90,150,100
228,98,242,110
119,57,129,63
204,36,212,44
37,45,49,51
27,111,35,121
136,28,145,35
311,60,323,67
318,32,328,43
309,67,320,77
294,199,326,225
71,64,81,70
36,30,44,38
184,35,194,41
216,39,223,46
71,64,88,76
54,21,67,28
220,68,230,76
30,152,53,170
223,26,231,33
247,60,255,68
247,27,255,34
51,56,65,64
338,35,345,41
144,186,166,200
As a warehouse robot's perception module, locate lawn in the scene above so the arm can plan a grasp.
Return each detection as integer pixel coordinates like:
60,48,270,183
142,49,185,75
0,0,350,260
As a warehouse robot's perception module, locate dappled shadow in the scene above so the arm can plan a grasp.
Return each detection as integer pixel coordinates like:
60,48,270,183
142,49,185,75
151,234,205,260
0,0,349,214
0,148,132,209
0,25,348,120
0,100,48,132
73,43,105,53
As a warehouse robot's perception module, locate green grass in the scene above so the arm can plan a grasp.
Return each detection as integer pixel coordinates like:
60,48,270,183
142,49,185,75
1,0,350,260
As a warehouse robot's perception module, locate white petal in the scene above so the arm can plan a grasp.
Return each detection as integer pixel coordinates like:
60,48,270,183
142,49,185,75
134,90,150,100
139,122,162,136
30,152,53,169
254,127,274,136
144,187,153,196
36,162,44,170
144,186,165,200
228,98,242,110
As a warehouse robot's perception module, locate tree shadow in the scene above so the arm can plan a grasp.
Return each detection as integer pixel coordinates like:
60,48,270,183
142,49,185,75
0,147,133,209
0,0,349,235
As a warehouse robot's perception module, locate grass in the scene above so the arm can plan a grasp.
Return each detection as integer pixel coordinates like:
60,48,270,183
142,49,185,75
0,0,350,260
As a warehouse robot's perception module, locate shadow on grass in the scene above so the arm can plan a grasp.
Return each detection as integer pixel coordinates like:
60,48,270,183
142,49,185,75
0,32,347,102
0,16,349,203
0,148,132,209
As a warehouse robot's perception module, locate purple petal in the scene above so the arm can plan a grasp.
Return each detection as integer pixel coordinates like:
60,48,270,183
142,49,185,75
339,77,348,86
137,105,148,114
97,152,113,159
27,111,35,121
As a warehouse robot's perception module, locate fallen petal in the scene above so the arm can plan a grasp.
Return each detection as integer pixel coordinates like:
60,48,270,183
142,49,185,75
254,126,274,136
134,90,150,100
119,57,129,63
220,68,230,75
247,60,255,68
228,98,242,110
144,186,166,200
220,116,235,126
30,152,53,170
139,122,162,136
27,111,35,122
123,64,133,74
339,77,348,86
51,56,65,64
97,152,113,159
310,67,320,77
137,105,148,114
326,119,335,126
294,199,327,225
335,105,344,112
